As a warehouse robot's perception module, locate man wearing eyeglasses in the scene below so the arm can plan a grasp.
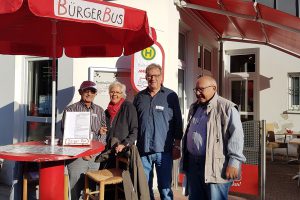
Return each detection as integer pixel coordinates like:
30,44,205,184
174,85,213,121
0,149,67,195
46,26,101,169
61,80,107,200
133,63,183,200
181,75,246,200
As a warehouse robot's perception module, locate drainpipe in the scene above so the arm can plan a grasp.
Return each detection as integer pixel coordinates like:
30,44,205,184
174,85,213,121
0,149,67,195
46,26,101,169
261,120,266,200
218,41,223,96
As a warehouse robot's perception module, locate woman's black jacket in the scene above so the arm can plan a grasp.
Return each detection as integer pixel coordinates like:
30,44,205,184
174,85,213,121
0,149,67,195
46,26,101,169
105,100,138,147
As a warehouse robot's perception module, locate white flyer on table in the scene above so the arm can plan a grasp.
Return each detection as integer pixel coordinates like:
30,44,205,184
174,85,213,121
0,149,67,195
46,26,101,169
63,112,91,145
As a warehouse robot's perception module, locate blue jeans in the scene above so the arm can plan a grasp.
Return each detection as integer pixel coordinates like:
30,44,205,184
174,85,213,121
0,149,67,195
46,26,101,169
141,152,173,200
187,154,232,200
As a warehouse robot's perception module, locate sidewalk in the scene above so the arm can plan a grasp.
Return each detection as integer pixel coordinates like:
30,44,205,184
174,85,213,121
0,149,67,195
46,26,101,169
1,155,299,199
154,186,256,200
155,155,300,200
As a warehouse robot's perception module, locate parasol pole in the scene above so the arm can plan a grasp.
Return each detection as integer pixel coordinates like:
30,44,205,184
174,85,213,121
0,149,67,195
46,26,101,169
51,20,57,146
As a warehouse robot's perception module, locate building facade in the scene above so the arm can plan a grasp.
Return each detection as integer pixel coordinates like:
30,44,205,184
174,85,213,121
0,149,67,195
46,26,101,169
0,0,300,197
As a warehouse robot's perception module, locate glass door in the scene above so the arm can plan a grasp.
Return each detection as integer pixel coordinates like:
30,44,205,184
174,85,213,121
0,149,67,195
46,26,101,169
230,79,254,122
26,58,57,141
226,52,258,122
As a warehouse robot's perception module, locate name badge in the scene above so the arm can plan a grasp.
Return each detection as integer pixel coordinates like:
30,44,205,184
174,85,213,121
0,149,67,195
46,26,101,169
155,105,164,111
91,113,98,118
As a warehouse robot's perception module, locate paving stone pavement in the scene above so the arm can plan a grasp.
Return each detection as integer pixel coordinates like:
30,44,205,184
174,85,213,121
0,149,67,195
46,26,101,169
0,155,299,199
155,155,300,200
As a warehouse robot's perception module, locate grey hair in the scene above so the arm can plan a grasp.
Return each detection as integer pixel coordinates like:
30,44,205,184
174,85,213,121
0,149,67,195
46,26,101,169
145,63,162,75
108,81,127,98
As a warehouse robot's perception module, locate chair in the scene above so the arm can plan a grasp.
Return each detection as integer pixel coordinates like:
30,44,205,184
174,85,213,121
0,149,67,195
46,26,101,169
266,123,288,161
84,156,128,200
22,163,39,200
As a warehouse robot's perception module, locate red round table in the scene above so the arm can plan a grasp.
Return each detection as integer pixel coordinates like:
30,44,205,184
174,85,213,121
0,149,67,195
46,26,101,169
0,141,105,200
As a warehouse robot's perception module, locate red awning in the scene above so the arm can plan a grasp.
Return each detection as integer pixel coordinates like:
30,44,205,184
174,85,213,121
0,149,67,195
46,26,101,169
176,0,300,58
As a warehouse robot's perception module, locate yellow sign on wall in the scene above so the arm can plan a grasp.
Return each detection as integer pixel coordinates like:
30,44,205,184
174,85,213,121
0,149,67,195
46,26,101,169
131,42,165,92
141,46,156,60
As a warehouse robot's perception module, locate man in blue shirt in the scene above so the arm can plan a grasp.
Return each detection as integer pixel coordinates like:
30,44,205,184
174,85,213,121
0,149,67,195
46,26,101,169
133,63,183,200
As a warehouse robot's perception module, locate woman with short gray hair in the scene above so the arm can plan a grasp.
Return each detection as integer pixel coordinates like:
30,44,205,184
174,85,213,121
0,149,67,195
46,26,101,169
108,81,127,99
100,81,137,167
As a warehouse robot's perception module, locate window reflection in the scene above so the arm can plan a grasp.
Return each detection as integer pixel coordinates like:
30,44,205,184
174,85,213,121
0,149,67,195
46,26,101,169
178,33,186,61
230,54,255,72
26,59,57,141
231,80,253,112
204,49,211,71
241,115,254,123
178,69,184,112
27,122,51,141
27,60,57,117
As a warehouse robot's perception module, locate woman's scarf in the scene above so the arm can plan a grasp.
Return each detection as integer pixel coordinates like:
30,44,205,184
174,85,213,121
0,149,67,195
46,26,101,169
107,98,125,124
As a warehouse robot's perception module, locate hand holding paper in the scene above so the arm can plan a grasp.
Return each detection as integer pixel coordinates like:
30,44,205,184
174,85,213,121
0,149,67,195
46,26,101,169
99,126,107,135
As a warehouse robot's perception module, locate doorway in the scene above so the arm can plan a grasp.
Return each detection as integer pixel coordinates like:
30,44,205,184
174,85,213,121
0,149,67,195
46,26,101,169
225,50,258,122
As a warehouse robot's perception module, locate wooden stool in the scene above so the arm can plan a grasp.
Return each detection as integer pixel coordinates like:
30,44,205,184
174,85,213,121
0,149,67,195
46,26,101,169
84,157,128,200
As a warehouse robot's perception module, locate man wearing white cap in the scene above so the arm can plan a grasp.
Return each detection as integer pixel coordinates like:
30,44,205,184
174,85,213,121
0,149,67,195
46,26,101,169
62,80,107,200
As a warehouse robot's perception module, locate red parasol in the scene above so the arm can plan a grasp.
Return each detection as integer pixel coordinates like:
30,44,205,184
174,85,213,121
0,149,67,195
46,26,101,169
0,0,155,145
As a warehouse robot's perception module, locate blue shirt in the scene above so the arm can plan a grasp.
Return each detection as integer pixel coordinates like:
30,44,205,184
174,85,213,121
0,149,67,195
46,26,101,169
186,105,243,163
133,86,183,155
186,106,208,156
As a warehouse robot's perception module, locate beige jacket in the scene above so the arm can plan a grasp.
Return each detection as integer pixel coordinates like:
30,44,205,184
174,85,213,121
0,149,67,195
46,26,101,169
182,93,246,183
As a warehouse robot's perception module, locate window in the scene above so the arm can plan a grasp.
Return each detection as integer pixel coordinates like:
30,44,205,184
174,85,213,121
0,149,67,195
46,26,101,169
226,50,258,122
255,0,274,8
178,28,187,124
230,54,255,72
288,73,300,111
276,0,297,16
197,44,211,71
26,59,57,141
178,33,186,61
231,79,254,122
231,80,254,113
178,69,185,112
27,60,56,117
197,44,203,67
203,48,211,71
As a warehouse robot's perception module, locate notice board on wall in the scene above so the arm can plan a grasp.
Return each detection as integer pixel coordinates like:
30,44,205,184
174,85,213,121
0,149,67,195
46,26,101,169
89,67,136,109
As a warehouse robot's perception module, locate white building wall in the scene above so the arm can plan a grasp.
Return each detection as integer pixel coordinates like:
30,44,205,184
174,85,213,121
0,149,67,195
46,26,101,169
0,55,16,184
67,0,181,105
223,41,300,133
178,9,219,110
58,0,220,122
56,57,75,137
116,0,180,92
0,0,220,191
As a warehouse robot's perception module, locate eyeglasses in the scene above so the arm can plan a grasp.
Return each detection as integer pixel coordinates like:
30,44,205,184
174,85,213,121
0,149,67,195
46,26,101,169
193,86,214,93
146,74,161,80
109,91,122,95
